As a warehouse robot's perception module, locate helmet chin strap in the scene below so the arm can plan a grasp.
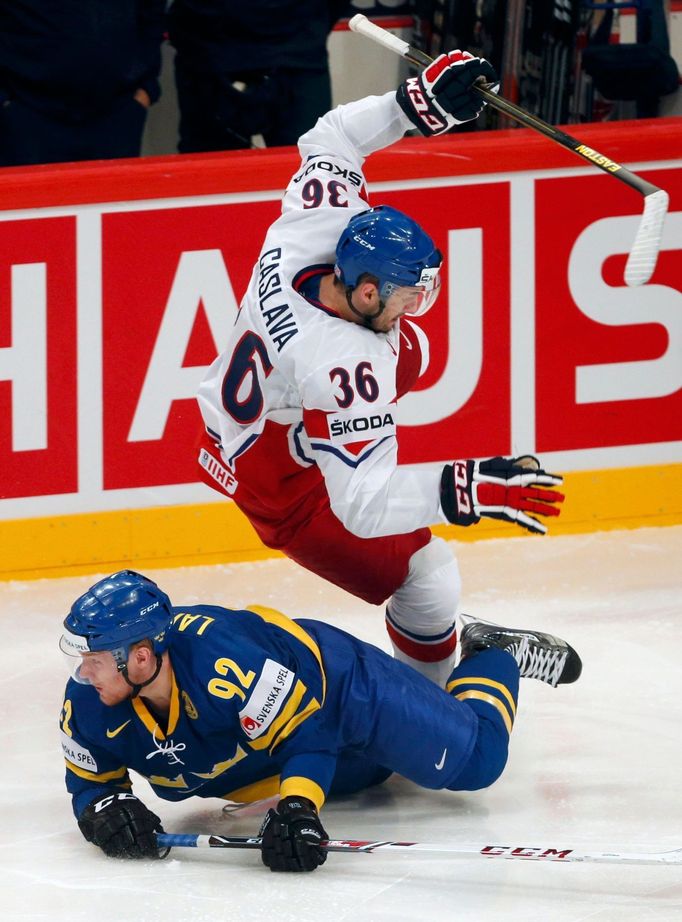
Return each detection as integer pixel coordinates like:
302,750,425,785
345,287,387,329
121,654,163,699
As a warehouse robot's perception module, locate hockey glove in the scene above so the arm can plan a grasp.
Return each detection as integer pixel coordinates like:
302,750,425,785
78,792,166,859
260,796,328,872
440,455,564,535
396,50,499,135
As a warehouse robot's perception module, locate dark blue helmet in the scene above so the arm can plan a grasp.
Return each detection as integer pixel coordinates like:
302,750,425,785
335,206,442,314
60,571,172,674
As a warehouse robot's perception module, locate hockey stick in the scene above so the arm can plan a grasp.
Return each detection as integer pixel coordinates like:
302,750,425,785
348,13,670,287
157,833,682,865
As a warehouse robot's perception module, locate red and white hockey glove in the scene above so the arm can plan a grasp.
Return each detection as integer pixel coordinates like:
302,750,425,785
396,50,499,135
440,455,564,535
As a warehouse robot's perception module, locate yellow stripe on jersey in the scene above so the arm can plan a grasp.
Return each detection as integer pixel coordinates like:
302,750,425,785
249,605,327,704
447,676,517,718
146,774,189,789
279,776,326,811
455,690,513,735
190,745,248,779
64,760,130,784
167,668,181,734
132,666,181,738
269,696,322,752
247,678,309,751
131,694,158,735
221,775,281,804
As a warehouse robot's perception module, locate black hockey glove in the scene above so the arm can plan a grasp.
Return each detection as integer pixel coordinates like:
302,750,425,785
396,50,499,135
78,792,166,859
440,455,564,535
260,796,328,872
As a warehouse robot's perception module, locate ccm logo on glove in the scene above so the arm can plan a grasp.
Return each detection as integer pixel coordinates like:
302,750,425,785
78,792,166,859
260,796,328,872
397,50,499,135
441,455,565,535
452,459,473,514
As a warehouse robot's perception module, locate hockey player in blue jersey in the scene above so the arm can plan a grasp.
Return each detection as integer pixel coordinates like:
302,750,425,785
59,571,582,872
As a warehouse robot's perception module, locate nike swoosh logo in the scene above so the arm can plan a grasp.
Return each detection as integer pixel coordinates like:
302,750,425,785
399,329,414,350
106,720,131,739
435,748,447,770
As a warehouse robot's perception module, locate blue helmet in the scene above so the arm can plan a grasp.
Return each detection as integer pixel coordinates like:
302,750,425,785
60,570,172,674
335,206,442,311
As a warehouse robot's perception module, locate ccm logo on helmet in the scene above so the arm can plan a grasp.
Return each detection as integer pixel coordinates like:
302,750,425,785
140,601,160,616
329,412,395,442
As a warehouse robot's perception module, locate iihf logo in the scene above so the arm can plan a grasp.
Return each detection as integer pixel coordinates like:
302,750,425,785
199,449,238,495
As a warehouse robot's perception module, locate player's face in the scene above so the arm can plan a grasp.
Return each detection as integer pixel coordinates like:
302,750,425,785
78,652,132,706
371,283,440,332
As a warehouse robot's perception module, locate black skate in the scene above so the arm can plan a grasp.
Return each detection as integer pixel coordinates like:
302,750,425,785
459,614,582,687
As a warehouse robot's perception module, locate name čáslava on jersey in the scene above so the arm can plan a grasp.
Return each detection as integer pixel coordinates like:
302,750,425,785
257,248,299,352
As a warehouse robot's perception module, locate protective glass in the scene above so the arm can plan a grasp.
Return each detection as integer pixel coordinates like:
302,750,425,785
380,265,442,317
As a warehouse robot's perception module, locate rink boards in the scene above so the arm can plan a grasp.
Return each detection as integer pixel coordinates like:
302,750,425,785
0,118,680,578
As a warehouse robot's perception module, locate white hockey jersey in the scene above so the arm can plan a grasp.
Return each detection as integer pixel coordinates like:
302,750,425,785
197,92,445,546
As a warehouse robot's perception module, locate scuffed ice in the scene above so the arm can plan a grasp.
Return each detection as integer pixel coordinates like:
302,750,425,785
1,527,681,922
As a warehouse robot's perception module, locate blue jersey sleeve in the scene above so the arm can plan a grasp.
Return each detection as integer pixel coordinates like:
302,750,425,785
276,730,339,808
60,685,133,818
202,604,338,808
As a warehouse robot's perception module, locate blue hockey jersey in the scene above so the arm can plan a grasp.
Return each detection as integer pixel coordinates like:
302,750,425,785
60,602,511,820
60,604,346,817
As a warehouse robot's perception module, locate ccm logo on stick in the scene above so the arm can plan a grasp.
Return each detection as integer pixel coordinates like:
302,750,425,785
481,845,574,860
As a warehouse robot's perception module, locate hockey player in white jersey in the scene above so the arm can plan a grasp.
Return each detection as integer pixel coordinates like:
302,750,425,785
197,51,565,687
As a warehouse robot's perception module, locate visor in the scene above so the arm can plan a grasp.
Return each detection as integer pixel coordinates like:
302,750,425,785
380,264,442,317
59,630,123,684
59,631,92,684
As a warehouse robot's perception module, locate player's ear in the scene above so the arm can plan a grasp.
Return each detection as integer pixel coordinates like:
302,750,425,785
357,280,380,305
131,640,155,668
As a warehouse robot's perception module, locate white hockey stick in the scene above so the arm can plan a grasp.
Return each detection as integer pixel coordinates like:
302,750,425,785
349,14,670,287
157,833,682,865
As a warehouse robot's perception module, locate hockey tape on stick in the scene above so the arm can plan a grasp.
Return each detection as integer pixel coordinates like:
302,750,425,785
348,14,669,287
157,833,682,865
623,188,670,286
348,14,432,66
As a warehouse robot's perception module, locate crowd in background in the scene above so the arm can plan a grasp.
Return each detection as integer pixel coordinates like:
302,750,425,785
0,0,677,168
0,0,348,167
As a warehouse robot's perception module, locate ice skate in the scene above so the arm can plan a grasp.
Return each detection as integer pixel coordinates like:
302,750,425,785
459,614,582,687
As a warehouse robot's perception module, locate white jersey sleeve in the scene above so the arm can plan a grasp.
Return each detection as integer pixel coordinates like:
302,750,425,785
198,92,447,540
294,317,444,538
290,95,444,537
304,407,445,539
297,91,415,164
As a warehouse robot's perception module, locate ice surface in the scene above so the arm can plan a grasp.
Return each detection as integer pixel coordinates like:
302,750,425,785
1,527,681,921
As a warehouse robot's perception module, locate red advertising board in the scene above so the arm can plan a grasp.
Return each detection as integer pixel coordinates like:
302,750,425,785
0,120,680,523
101,201,281,490
0,216,78,499
535,166,682,453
